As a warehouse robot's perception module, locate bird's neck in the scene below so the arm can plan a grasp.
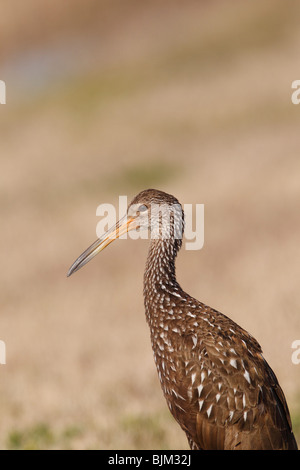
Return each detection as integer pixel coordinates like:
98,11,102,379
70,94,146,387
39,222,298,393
143,237,182,324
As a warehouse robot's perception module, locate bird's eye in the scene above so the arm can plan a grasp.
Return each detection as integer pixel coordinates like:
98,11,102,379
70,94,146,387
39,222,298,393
138,204,148,213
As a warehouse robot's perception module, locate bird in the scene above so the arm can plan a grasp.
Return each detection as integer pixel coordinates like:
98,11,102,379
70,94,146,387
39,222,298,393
67,189,298,450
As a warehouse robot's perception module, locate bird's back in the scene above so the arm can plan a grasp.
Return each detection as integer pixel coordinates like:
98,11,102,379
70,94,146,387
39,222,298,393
148,294,298,450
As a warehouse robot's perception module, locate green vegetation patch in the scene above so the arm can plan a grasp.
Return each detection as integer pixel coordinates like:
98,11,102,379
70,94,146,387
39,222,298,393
6,423,83,450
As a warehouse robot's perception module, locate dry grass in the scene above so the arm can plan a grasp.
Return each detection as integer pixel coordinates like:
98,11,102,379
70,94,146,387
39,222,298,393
0,0,299,449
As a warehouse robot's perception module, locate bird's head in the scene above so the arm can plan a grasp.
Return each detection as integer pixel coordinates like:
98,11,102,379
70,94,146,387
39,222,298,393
67,189,184,277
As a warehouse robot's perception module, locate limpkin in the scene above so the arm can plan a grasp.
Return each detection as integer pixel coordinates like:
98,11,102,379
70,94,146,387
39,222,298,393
68,189,297,450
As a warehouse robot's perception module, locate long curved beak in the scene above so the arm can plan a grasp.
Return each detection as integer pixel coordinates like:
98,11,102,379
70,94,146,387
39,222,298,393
67,214,137,277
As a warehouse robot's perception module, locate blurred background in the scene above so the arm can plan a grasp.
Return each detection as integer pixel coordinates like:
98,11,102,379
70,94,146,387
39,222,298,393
0,0,299,449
